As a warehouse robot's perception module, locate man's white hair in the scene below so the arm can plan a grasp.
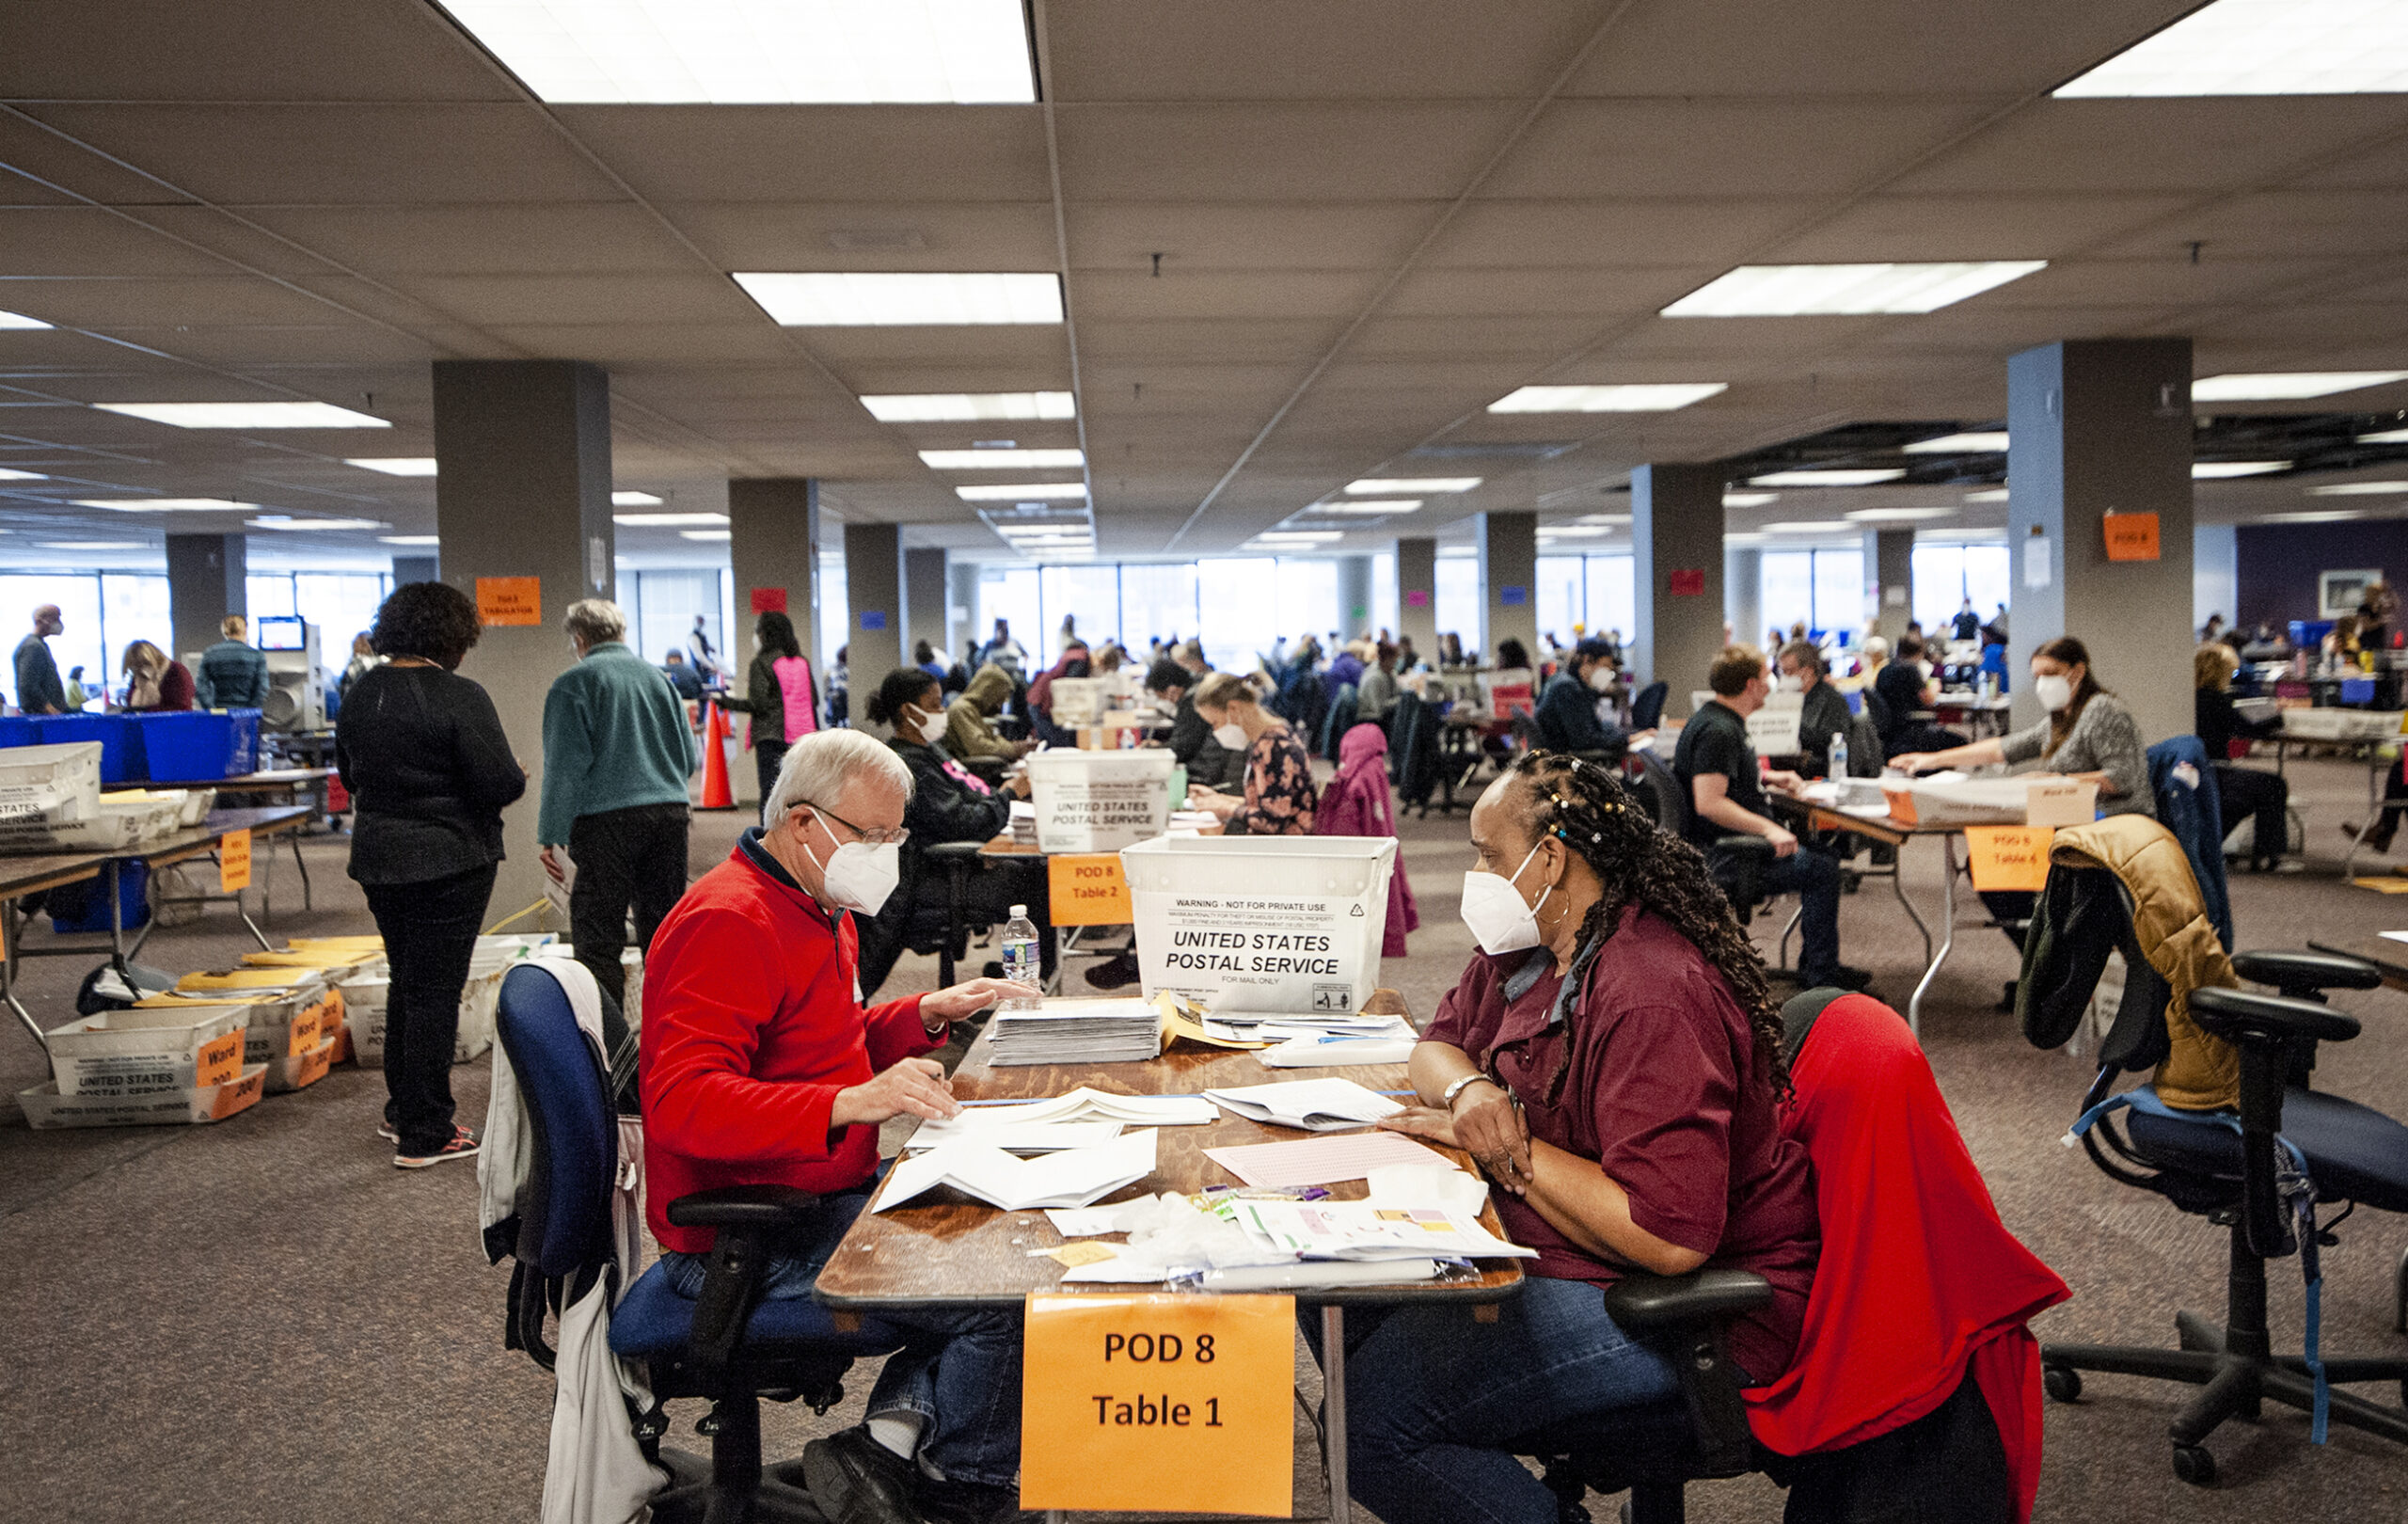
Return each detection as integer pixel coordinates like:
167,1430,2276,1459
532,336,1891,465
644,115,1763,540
764,728,912,828
563,597,627,645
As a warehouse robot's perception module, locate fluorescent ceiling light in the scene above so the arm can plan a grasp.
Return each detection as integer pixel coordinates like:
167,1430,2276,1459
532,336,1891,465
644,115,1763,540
680,530,734,542
2258,510,2372,524
1576,514,1634,526
1664,262,2046,316
1538,526,1610,538
346,456,438,477
2194,372,2408,401
1901,431,2009,452
2309,481,2408,496
735,272,1061,326
1488,383,1727,413
2357,427,2408,444
1721,492,1777,508
1254,532,1345,544
957,482,1086,501
380,535,440,546
76,497,261,513
920,449,1085,470
1304,500,1420,516
441,0,1036,103
862,391,1074,422
95,402,389,429
2194,460,2289,479
1723,532,1769,547
615,512,730,528
0,309,52,329
611,490,664,507
1846,507,1957,522
1346,477,1480,494
1436,546,1478,558
1762,520,1857,533
1749,468,1908,487
40,541,140,550
1965,488,2011,502
0,467,47,482
247,516,387,532
2056,0,2408,97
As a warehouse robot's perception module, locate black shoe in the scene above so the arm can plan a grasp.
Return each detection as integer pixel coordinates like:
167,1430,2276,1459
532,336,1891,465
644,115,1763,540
1800,965,1873,993
802,1427,926,1524
1083,950,1141,991
1999,979,2019,1012
917,1479,1038,1524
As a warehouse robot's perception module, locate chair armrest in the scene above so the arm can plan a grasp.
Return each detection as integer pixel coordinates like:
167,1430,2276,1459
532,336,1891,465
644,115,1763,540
1715,835,1775,857
666,1183,825,1230
922,841,985,865
2188,987,2361,1048
1601,1269,1775,1331
2231,949,2382,996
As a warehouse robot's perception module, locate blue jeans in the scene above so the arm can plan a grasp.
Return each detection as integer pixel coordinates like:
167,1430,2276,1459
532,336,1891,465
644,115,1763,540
659,1189,1024,1489
1304,1276,1681,1524
1745,844,1843,980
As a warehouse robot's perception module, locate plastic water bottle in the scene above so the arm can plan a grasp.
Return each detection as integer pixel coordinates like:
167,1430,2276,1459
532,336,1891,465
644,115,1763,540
1828,731,1849,782
1000,904,1041,1009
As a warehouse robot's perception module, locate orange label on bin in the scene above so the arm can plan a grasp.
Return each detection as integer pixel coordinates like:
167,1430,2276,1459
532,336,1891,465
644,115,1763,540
2103,513,2161,562
1966,825,2056,893
1020,1294,1293,1517
1047,854,1133,926
475,576,544,627
218,828,252,893
194,1028,245,1088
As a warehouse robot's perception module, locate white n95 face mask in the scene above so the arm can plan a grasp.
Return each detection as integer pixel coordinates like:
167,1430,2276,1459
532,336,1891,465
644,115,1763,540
913,709,948,745
1774,674,1802,693
2035,674,2075,712
1585,666,1614,693
804,814,901,915
1212,722,1248,751
1459,840,1553,956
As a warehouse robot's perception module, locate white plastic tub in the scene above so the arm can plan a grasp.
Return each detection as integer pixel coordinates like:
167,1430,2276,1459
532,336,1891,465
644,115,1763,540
1026,749,1174,853
0,741,101,824
1118,834,1396,1014
45,1005,249,1097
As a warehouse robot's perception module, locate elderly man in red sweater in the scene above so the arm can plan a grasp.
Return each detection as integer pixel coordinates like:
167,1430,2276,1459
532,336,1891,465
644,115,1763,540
642,728,1036,1524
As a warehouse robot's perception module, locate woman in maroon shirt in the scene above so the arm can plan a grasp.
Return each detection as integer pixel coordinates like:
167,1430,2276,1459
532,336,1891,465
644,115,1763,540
1323,751,1818,1524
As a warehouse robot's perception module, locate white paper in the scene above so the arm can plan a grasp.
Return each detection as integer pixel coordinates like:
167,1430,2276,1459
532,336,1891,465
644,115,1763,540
2380,930,2408,945
1257,1023,1418,1068
1042,1206,1125,1237
1204,1077,1405,1132
875,1128,1159,1213
934,1087,1215,1128
900,1119,1124,1153
2023,536,2051,590
1223,1198,1536,1262
1363,1165,1491,1217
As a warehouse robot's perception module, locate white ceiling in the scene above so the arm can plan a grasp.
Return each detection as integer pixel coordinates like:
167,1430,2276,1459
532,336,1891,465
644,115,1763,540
0,0,2404,570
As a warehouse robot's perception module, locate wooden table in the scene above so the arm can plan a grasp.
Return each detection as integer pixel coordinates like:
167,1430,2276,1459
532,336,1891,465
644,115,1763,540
816,992,1523,1524
1780,798,1970,1037
151,767,337,828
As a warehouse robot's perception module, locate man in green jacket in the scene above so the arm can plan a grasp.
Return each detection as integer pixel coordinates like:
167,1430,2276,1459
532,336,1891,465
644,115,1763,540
540,598,698,1005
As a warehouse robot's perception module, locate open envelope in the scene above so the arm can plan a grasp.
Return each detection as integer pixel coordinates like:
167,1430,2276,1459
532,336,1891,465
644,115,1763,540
875,1128,1160,1214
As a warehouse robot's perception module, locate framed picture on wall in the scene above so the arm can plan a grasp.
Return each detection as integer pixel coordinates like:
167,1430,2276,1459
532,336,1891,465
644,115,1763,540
2321,569,2382,619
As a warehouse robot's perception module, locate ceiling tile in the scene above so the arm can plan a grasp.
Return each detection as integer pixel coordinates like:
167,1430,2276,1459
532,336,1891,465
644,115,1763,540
0,0,514,102
1381,265,1699,319
1890,98,2408,196
667,202,1058,270
243,204,704,276
1426,198,1818,267
1483,98,2004,199
1056,103,1522,201
1766,194,2192,263
1069,202,1432,272
556,106,1051,202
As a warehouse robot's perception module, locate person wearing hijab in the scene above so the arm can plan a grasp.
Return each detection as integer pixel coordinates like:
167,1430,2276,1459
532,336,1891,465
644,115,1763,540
1312,722,1418,956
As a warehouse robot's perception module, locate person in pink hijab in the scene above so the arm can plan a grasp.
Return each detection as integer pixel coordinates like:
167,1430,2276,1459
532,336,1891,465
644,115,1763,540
1314,721,1419,956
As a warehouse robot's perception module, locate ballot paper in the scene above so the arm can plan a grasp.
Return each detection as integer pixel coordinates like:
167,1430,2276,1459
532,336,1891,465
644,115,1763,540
1257,1029,1418,1068
1062,1256,1445,1290
1007,800,1038,846
1220,1198,1536,1262
1042,1206,1126,1237
933,1087,1216,1129
875,1128,1160,1213
987,998,1164,1066
900,1119,1124,1154
1204,1077,1404,1132
1204,1130,1452,1188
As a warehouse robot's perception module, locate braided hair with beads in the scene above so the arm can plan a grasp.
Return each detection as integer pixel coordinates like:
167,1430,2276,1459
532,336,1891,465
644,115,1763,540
1506,749,1790,1102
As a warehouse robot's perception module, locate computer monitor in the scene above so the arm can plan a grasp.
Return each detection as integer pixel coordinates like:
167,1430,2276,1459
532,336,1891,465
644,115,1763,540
256,615,308,652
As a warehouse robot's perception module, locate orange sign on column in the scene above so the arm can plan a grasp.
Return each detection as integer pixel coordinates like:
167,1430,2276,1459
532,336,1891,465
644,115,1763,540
475,576,545,627
2102,513,2161,562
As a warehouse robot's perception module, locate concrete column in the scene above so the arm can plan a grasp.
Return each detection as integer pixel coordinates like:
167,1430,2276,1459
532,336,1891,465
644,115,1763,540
1336,555,1374,640
432,358,615,933
727,478,819,667
166,532,246,664
947,560,980,663
1865,528,1915,643
844,521,909,675
2005,338,2194,740
390,553,439,586
1478,511,1538,663
1395,537,1437,662
905,547,948,663
1724,547,1762,654
1632,465,1726,716
2194,522,2237,636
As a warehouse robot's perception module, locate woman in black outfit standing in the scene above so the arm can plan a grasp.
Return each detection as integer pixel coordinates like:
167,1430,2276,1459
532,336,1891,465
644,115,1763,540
336,582,527,1168
720,609,808,802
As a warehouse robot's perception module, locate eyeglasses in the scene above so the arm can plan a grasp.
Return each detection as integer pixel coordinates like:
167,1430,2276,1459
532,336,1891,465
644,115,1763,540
798,800,910,847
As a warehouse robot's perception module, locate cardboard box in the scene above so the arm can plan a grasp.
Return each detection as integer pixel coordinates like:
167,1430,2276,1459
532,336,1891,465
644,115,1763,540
262,1036,336,1094
44,1006,249,1097
19,1063,266,1129
1120,834,1397,1014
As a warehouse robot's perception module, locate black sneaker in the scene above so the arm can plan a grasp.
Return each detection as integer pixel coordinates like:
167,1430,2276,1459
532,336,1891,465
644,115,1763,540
395,1125,480,1169
1083,950,1141,991
802,1426,927,1524
1800,965,1873,993
917,1479,1038,1524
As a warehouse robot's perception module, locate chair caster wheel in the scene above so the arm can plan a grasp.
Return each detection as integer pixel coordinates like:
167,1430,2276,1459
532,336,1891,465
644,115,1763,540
2172,1444,2217,1487
2042,1365,2082,1403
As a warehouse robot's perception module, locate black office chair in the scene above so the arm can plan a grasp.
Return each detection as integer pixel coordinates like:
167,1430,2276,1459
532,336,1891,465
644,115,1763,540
1629,680,1669,732
858,840,1036,997
1633,748,1776,930
490,963,906,1522
2020,871,2408,1485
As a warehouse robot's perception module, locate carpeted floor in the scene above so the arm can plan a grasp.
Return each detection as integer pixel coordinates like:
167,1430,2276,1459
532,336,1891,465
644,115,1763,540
4,755,2406,1523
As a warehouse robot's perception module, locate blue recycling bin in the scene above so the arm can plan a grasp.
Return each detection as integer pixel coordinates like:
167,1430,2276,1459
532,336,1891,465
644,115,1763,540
49,860,149,934
27,713,148,785
132,710,235,782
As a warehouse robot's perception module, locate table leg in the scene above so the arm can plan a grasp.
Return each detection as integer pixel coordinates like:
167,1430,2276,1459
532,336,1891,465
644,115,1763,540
107,858,132,978
291,830,311,911
1906,834,1958,1040
1322,1304,1350,1524
3,897,42,1047
1775,903,1801,972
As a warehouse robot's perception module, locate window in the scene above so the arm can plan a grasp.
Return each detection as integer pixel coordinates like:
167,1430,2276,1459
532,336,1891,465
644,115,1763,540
628,569,720,669
1275,559,1340,646
974,565,1040,670
1370,552,1398,638
1535,556,1585,644
1764,548,1865,646
1118,563,1199,652
245,576,297,620
817,548,848,665
1909,544,1965,634
1584,556,1635,645
1811,548,1863,639
1,571,170,709
1038,565,1121,664
1196,558,1280,669
293,574,391,659
1434,556,1480,656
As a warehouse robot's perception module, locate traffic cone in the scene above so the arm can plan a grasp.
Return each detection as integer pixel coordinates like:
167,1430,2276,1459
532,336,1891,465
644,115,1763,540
699,699,735,811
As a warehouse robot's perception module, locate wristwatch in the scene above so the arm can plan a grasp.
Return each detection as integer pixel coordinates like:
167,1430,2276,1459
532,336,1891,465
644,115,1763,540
1441,1072,1503,1109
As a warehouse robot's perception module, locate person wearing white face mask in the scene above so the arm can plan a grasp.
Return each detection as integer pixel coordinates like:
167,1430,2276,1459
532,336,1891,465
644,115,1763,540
853,668,1055,997
641,728,1038,1524
1776,640,1857,779
1534,636,1645,761
1887,635,2150,818
1184,669,1321,833
1312,753,1817,1524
